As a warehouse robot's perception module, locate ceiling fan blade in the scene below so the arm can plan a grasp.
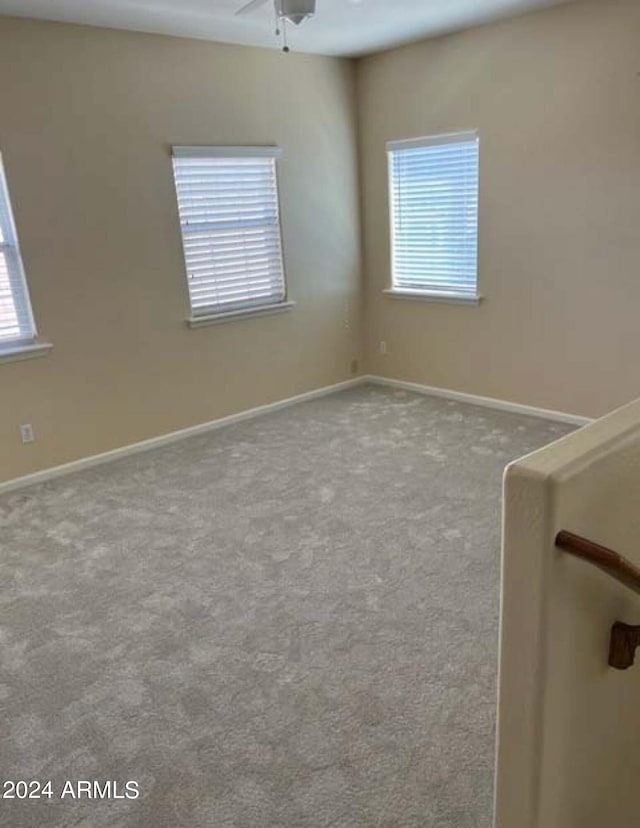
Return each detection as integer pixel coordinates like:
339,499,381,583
235,0,270,16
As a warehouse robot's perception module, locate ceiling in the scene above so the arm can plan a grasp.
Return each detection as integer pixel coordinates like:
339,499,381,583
0,0,575,57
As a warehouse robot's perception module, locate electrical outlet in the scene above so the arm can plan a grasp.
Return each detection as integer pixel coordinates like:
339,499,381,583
20,424,35,444
379,341,388,355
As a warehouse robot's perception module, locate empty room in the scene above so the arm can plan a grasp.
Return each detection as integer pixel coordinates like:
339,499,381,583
1,0,640,826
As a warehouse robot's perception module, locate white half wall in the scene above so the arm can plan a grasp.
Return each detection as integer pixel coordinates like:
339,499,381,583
496,397,640,828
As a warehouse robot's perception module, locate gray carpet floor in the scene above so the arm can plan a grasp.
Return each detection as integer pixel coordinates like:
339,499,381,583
0,385,573,828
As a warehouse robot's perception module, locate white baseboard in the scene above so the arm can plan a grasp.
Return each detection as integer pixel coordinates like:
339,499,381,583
363,375,593,427
0,374,592,496
0,377,367,495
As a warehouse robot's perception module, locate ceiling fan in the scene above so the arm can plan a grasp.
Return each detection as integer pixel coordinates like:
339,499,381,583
236,0,316,27
235,0,316,50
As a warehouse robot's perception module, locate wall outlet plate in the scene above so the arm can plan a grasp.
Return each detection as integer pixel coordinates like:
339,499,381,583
20,424,35,444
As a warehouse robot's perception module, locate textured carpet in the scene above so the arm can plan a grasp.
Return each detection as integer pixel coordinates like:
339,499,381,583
0,385,573,828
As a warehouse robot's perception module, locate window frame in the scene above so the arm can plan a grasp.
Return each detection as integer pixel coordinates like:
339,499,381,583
171,145,292,326
0,154,50,361
385,130,482,306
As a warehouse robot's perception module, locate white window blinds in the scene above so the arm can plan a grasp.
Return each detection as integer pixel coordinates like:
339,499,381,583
0,156,36,346
172,146,286,317
387,131,479,298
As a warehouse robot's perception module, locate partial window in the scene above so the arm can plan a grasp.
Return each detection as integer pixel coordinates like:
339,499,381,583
172,146,287,320
0,155,38,349
387,131,479,301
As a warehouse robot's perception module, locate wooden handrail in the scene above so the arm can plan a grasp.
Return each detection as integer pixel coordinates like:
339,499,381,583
555,530,640,597
555,530,640,669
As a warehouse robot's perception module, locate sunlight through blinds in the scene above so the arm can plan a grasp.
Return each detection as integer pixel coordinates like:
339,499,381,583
387,131,479,298
172,146,286,317
0,156,36,344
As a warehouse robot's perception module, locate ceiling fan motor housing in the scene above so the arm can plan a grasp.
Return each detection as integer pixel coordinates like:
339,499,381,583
277,0,316,25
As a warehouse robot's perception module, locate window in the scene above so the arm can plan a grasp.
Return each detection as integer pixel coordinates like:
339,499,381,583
172,146,288,321
387,131,480,302
0,155,39,350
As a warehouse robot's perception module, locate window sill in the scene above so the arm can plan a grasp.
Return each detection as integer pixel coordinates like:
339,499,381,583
0,341,53,365
383,289,483,307
187,300,296,328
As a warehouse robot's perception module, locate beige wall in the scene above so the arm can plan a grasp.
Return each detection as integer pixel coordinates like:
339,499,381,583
498,398,640,828
4,0,640,485
0,18,362,484
357,0,640,419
